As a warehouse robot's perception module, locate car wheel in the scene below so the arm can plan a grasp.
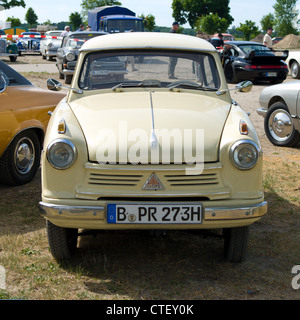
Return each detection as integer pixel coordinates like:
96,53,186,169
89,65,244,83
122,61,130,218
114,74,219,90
224,63,237,83
264,102,300,147
65,74,72,84
291,61,300,79
223,226,249,262
9,56,17,62
59,71,64,79
0,130,41,185
46,220,78,260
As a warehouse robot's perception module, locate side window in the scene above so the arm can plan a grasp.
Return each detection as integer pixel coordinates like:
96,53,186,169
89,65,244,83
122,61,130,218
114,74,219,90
233,49,239,57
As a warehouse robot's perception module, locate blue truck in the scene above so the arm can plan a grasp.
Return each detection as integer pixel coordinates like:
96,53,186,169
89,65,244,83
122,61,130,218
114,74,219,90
88,6,144,33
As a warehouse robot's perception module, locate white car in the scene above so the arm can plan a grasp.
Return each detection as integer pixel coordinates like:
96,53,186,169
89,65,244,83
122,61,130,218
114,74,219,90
39,30,63,61
285,51,300,79
257,81,300,147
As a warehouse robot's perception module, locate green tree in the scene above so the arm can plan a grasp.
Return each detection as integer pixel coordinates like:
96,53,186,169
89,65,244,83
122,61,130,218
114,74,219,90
25,7,38,27
172,0,233,29
140,14,156,32
6,16,21,27
260,13,275,32
273,0,298,36
81,0,122,21
237,20,260,41
69,12,82,31
0,0,25,9
195,12,229,34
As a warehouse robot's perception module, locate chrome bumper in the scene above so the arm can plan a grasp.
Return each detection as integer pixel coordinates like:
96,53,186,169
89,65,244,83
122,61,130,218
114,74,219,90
256,107,267,117
39,201,267,229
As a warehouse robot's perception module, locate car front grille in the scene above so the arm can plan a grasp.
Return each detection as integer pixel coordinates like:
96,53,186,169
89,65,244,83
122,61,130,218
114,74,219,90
75,163,230,201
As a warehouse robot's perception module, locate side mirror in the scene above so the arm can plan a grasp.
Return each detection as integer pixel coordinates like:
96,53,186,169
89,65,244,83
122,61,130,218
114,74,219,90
47,78,62,91
216,80,253,96
47,78,83,94
0,74,8,93
236,80,253,93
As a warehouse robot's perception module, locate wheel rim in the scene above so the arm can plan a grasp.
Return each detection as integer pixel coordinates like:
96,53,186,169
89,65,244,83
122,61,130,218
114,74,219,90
291,62,299,78
14,137,35,175
268,108,293,142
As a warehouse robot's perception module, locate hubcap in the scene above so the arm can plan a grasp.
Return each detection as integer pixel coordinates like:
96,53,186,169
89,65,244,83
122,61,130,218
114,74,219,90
291,62,299,78
14,137,35,175
268,109,293,142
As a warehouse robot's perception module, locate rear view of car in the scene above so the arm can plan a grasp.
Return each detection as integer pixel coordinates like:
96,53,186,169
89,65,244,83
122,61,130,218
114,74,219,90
222,41,288,84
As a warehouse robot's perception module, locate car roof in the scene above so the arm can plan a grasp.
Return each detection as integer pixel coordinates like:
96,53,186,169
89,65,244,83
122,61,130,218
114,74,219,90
80,32,216,52
68,31,107,36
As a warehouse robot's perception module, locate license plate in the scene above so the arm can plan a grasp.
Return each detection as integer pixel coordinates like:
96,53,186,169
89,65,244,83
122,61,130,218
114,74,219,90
107,203,202,224
266,72,277,77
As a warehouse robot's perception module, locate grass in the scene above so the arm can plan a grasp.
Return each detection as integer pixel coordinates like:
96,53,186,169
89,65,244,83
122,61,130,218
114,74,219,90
0,155,299,300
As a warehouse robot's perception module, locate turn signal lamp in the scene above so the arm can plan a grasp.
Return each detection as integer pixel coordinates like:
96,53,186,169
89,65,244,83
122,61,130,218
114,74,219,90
58,118,66,134
240,119,248,135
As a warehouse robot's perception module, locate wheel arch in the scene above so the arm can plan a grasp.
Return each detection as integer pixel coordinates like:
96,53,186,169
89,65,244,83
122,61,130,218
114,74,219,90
1,126,45,159
267,96,286,109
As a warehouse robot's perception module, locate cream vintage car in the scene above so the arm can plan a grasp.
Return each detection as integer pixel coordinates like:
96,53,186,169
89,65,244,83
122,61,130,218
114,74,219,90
40,32,267,262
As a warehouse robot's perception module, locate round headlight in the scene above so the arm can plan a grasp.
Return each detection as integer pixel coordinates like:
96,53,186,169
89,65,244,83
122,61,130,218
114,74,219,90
230,140,260,170
66,52,75,61
47,139,77,170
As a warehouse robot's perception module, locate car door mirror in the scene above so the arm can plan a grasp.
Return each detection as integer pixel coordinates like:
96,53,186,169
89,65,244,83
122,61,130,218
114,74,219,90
47,78,62,91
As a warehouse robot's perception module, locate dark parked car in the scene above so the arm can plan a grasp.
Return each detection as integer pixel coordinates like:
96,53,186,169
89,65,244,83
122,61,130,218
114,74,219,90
222,41,288,84
17,32,42,55
56,31,107,84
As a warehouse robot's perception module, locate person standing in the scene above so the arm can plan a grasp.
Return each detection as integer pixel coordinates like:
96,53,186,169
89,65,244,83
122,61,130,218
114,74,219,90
60,26,70,37
263,27,273,50
76,24,85,32
168,21,179,79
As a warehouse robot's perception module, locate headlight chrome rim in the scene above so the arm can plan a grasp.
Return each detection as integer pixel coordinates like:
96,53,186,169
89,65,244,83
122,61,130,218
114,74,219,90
66,52,76,61
230,139,260,170
46,139,77,170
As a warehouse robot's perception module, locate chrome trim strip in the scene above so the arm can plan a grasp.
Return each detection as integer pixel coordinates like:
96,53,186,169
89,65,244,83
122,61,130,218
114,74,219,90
84,163,223,171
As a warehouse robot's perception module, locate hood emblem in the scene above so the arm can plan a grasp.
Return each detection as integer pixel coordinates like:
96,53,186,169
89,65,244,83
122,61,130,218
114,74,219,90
143,173,164,190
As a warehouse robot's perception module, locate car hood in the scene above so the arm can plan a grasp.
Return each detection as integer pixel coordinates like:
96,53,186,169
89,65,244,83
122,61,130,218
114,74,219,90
69,91,231,163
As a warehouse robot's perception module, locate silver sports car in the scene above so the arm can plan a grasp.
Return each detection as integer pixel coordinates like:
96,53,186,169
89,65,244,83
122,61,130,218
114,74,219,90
257,81,300,147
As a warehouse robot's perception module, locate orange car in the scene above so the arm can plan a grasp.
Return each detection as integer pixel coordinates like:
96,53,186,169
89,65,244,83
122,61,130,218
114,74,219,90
0,60,66,185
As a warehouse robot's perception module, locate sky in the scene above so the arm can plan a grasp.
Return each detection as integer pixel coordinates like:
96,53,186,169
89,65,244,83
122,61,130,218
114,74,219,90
0,0,299,30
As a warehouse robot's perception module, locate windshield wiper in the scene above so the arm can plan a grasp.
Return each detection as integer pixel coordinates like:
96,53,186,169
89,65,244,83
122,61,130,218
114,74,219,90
112,80,161,91
168,80,217,92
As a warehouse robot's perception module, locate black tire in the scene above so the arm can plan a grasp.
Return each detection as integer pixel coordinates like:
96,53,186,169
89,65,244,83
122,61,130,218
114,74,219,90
9,56,17,62
46,220,78,260
65,74,72,84
291,61,300,79
224,62,237,83
0,130,41,185
59,71,64,79
224,226,249,262
264,102,300,147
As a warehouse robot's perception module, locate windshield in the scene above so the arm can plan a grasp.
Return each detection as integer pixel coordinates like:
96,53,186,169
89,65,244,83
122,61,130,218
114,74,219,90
106,19,144,33
238,44,272,54
79,50,220,91
66,34,100,49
